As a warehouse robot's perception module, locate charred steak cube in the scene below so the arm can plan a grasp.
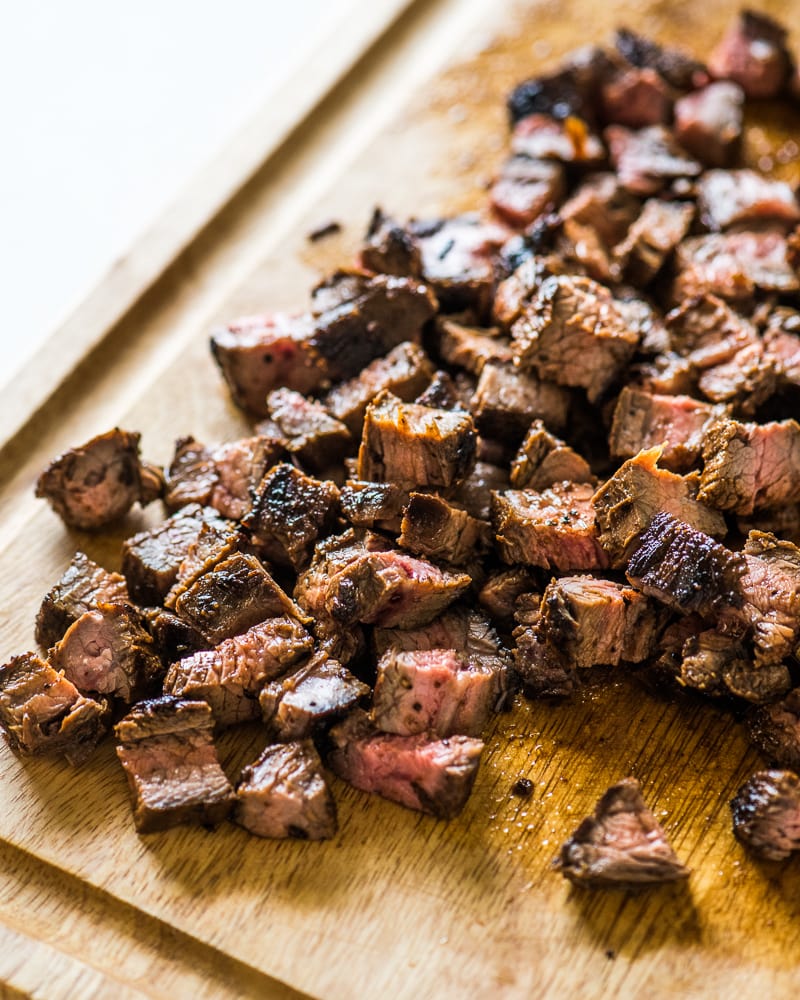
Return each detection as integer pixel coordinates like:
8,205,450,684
36,551,129,650
673,81,744,167
665,293,759,369
748,689,800,771
451,461,510,523
36,428,163,531
490,155,565,229
510,419,593,490
340,480,410,533
115,696,234,833
557,777,689,886
613,27,708,89
730,770,800,861
234,741,338,840
708,10,794,99
398,493,490,567
359,207,422,277
327,709,483,819
478,568,538,626
679,629,789,704
163,521,246,610
697,170,800,232
612,199,694,286
435,317,513,376
0,652,109,764
471,361,570,441
604,124,701,196
263,388,352,472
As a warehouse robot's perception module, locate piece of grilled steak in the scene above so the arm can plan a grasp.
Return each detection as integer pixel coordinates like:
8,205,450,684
510,420,593,490
340,480,410,533
262,388,352,472
748,690,800,770
372,647,501,738
697,169,800,232
673,81,744,167
327,709,483,819
511,113,606,165
35,551,129,650
731,770,800,861
613,199,694,287
679,629,790,703
115,696,234,833
259,650,369,739
605,124,701,197
666,293,759,368
613,26,708,89
471,361,570,443
490,155,565,229
141,607,208,664
163,521,246,611
0,652,109,764
478,568,538,626
235,741,338,840
708,9,794,99
398,493,490,567
36,428,163,531
359,207,423,277
557,777,689,886
50,603,162,703
163,617,313,726
451,461,510,522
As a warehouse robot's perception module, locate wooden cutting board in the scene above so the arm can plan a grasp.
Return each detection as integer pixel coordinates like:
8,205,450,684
1,0,800,996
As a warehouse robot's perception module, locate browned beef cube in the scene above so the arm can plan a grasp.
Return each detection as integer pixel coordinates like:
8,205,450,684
322,341,433,436
493,483,609,572
511,275,638,403
617,295,670,355
601,68,673,129
512,593,576,698
478,568,538,626
613,27,708,89
36,551,129,650
234,740,338,840
414,370,463,411
697,170,800,232
327,709,483,819
359,207,422,277
165,435,282,519
708,10,794,99
609,387,727,472
748,689,800,770
36,428,163,531
264,388,352,472
451,461,509,522
399,493,490,567
435,318,512,376
697,343,777,416
372,647,501,738
560,173,640,258
115,696,234,833
613,199,694,286
493,255,562,329
557,778,689,886
490,155,565,228
605,125,701,196
507,49,612,125
340,480,409,533
122,504,233,605
260,650,368,738
635,352,697,396
141,607,208,663
50,603,162,703
471,361,570,441
673,81,744,167
626,512,745,617
511,114,605,164
699,419,800,515
731,770,800,861
163,617,313,726
510,419,593,489
679,628,790,703
163,521,245,610
666,293,759,370
175,552,305,645
764,314,800,389
357,391,477,489
592,447,727,566
0,652,109,764
242,463,341,572
210,312,326,417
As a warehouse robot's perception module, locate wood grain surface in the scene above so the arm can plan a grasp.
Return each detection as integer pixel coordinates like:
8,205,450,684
1,0,800,997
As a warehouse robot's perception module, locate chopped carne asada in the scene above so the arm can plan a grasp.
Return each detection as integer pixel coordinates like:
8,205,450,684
730,770,800,860
398,492,490,566
36,552,129,650
748,690,800,770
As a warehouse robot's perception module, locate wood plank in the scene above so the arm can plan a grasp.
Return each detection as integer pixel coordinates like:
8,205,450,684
1,0,800,996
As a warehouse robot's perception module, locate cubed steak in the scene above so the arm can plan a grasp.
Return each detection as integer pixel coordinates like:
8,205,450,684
0,652,109,764
327,709,483,819
557,777,689,886
604,124,702,196
35,551,129,650
451,461,510,522
697,170,800,232
340,480,410,533
234,741,338,840
478,568,538,626
613,27,708,89
748,689,800,770
490,155,565,228
612,199,694,286
510,420,593,489
163,521,245,610
414,370,464,411
506,51,606,125
708,10,794,99
665,293,758,369
398,493,490,567
697,342,777,416
262,389,352,472
600,66,673,129
511,114,605,165
163,617,313,726
36,428,163,531
372,647,503,738
359,207,422,277
679,628,789,703
673,81,744,167
435,317,513,376
471,362,570,441
731,770,800,861
115,696,234,833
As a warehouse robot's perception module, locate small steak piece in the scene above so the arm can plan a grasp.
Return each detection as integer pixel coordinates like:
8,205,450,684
0,652,108,764
511,114,605,165
115,696,234,833
50,603,162,703
609,387,727,472
163,617,313,726
142,607,208,664
493,255,560,329
399,493,490,567
490,155,565,228
666,293,758,369
163,521,244,610
451,461,509,522
506,57,603,125
359,207,422,277
513,594,576,698
235,741,337,840
493,483,609,572
592,447,727,566
605,125,702,196
478,568,538,626
680,629,789,703
697,170,800,232
708,10,794,99
372,647,501,738
613,199,694,286
210,312,325,417
471,362,570,441
340,480,410,533
698,341,777,416
601,67,673,129
673,81,744,167
748,690,800,770
626,512,745,617
616,294,670,355
764,319,800,390
357,391,477,490
243,463,341,572
731,770,800,861
510,419,593,489
36,428,163,531
260,651,368,738
614,27,708,90
699,419,800,515
559,173,641,260
122,504,233,605
175,552,305,646
327,709,483,819
263,388,352,472
415,370,464,411
36,551,129,650
435,317,512,376
557,778,689,886
322,341,433,437
512,274,638,403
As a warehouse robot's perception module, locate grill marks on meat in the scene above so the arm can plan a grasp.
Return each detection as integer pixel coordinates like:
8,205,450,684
731,770,800,861
557,778,689,886
708,10,794,99
115,697,234,833
340,480,409,533
399,493,490,566
36,429,163,531
235,741,337,840
36,552,129,650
